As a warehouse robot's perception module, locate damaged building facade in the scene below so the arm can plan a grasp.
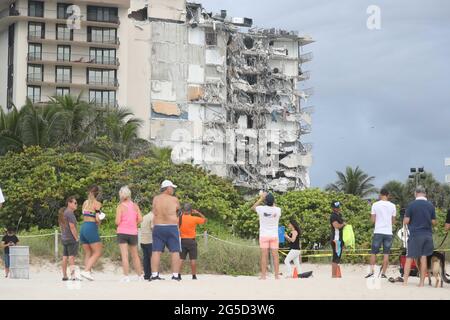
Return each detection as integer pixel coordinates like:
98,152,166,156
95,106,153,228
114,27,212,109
127,0,314,191
0,0,314,191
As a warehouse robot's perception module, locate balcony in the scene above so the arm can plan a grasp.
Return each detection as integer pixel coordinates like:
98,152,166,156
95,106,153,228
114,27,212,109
27,52,120,69
298,70,311,81
0,6,21,31
27,74,119,90
299,52,313,64
2,6,119,30
28,31,120,49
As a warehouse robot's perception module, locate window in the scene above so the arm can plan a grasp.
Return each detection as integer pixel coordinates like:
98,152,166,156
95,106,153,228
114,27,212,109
89,90,116,106
56,66,72,83
88,69,116,86
28,22,45,40
89,48,116,65
27,64,43,82
57,3,73,19
28,1,44,17
57,45,71,61
88,27,117,44
27,86,41,103
56,87,70,97
28,43,42,61
56,24,73,41
87,6,118,23
205,28,217,46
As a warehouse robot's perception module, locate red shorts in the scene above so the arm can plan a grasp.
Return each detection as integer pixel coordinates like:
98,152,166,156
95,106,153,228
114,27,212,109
259,236,279,249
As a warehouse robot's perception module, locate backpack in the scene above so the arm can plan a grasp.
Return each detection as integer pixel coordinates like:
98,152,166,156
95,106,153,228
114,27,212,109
342,225,355,250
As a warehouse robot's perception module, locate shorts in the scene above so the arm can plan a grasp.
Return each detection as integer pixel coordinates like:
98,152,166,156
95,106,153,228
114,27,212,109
62,240,79,257
152,225,181,253
331,240,343,264
371,234,393,254
80,222,101,245
3,253,10,269
180,239,198,260
407,233,434,258
117,234,138,246
259,236,279,249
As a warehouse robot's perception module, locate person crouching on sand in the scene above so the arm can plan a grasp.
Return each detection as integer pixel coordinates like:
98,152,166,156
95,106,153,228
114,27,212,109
251,192,281,280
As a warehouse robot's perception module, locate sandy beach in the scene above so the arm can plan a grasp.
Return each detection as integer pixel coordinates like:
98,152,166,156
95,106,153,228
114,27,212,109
0,262,449,300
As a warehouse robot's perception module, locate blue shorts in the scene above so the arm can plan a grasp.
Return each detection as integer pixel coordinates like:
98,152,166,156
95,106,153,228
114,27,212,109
152,225,181,253
3,253,10,269
407,233,434,258
80,222,101,244
371,234,393,254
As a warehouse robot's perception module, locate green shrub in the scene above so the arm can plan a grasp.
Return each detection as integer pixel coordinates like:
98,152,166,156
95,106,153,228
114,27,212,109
0,147,244,231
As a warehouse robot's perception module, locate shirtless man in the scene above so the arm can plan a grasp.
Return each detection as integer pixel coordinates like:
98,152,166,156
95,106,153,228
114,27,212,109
150,180,182,281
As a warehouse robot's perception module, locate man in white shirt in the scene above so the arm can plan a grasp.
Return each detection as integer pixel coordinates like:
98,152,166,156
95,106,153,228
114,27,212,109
366,188,396,278
251,192,281,280
0,186,4,209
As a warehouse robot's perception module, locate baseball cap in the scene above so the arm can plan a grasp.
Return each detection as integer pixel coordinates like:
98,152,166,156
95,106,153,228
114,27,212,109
161,180,177,189
331,200,341,209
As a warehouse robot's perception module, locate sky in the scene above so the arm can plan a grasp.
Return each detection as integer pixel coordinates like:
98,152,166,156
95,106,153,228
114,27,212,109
200,0,450,188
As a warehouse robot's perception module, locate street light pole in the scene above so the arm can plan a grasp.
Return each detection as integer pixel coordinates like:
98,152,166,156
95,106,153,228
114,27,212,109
409,167,425,188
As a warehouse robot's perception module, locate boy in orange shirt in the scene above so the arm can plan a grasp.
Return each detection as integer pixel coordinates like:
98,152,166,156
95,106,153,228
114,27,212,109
179,203,207,280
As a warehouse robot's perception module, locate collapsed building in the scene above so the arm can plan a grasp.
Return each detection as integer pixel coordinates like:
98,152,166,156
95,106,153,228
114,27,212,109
125,0,313,191
125,0,315,192
0,0,313,191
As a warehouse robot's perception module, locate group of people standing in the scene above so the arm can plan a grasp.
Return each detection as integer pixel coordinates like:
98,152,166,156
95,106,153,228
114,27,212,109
2,181,450,283
58,180,207,282
251,186,450,282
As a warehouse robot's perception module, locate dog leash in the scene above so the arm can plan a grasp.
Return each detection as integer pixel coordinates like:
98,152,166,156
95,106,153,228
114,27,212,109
436,232,449,250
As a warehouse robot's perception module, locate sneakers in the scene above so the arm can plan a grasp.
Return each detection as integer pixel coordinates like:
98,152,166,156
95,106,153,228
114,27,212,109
120,276,130,283
150,275,165,281
80,271,94,281
380,274,387,279
62,277,69,281
171,275,181,281
365,272,374,278
192,275,197,280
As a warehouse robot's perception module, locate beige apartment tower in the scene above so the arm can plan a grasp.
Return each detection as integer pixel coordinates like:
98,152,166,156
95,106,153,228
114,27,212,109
0,0,130,109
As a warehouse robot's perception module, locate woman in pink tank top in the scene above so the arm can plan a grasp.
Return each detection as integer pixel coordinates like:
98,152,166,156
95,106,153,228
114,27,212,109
115,186,143,282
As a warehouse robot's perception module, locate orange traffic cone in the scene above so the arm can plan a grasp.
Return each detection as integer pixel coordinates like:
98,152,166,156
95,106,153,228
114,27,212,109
293,267,298,278
336,265,342,278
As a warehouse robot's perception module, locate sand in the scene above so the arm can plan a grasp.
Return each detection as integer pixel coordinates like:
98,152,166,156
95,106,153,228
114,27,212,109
0,262,449,300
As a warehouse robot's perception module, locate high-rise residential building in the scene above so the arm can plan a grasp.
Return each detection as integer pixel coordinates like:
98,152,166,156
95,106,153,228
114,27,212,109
0,0,130,109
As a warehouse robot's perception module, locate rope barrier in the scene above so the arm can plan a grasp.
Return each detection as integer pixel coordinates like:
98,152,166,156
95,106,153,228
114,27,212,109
11,232,450,259
16,233,54,238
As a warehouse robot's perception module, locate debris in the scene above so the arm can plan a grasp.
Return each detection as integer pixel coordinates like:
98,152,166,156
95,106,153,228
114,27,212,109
152,101,181,116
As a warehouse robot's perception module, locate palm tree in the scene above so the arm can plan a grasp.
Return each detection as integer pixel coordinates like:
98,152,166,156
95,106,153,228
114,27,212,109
47,94,95,150
148,145,172,163
82,107,150,161
0,105,23,155
382,180,408,208
1,97,151,161
326,166,378,198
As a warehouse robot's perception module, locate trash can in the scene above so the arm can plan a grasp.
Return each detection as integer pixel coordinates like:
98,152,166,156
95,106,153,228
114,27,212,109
9,246,29,279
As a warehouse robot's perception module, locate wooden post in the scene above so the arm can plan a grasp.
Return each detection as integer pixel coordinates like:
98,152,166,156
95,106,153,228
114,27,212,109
54,229,59,262
204,230,208,250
